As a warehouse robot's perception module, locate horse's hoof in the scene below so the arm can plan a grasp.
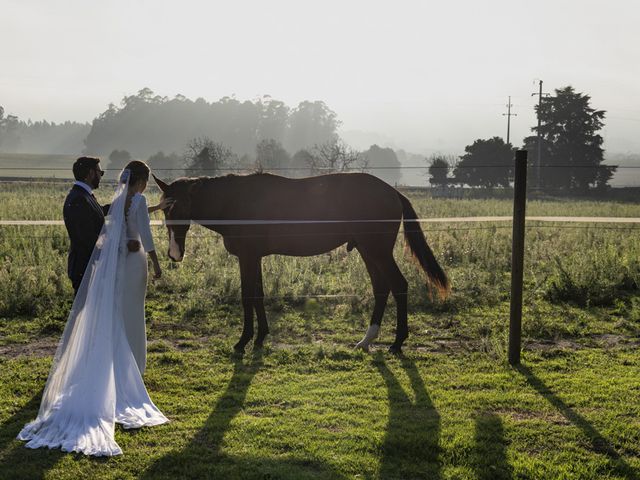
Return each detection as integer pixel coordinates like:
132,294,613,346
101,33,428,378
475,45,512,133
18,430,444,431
231,350,244,361
354,341,370,352
233,343,246,355
253,333,268,350
388,345,403,355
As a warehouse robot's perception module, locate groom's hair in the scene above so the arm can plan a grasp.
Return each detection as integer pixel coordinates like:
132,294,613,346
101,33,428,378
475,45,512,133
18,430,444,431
73,156,101,181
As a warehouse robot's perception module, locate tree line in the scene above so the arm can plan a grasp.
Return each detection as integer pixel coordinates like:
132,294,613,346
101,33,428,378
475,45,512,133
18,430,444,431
84,88,342,159
0,106,89,154
0,88,346,159
1,88,401,185
427,86,615,191
1,84,620,191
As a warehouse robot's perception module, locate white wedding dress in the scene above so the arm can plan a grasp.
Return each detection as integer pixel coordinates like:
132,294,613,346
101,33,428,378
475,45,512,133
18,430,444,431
17,170,168,456
123,192,156,375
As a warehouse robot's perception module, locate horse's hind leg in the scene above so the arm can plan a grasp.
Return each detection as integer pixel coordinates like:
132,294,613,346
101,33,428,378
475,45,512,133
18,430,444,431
375,254,409,354
235,255,258,353
254,259,269,349
355,251,390,352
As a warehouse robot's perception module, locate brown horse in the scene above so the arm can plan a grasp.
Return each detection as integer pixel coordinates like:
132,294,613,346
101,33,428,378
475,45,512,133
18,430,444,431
153,172,449,354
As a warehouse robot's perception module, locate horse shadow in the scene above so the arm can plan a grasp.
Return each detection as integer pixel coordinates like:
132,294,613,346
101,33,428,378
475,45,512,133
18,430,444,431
374,354,441,479
141,351,347,479
473,412,513,480
517,364,639,480
0,391,65,479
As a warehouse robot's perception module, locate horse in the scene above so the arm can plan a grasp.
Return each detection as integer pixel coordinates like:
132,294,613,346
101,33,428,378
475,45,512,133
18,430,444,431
153,172,449,354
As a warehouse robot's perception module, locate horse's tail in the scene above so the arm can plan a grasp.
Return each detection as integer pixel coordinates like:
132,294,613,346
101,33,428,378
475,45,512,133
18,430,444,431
399,193,450,300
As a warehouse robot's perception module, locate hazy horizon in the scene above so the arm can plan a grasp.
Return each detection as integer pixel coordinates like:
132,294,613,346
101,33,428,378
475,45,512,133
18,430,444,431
3,0,639,155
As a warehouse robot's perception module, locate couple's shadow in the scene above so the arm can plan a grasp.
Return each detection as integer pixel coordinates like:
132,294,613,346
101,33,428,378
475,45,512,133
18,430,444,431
141,351,346,479
141,352,443,480
0,354,264,480
15,356,616,480
140,353,512,480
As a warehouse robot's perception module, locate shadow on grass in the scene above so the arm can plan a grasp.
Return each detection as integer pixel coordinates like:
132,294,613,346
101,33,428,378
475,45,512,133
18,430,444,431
375,354,441,479
141,352,347,480
0,391,65,479
473,412,513,480
517,364,639,480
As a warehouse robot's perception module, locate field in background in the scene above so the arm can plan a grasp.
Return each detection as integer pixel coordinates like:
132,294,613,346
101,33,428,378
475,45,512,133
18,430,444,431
0,153,77,180
1,182,639,478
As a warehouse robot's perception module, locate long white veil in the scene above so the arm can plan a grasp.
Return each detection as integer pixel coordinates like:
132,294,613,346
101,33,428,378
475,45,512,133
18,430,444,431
17,169,162,456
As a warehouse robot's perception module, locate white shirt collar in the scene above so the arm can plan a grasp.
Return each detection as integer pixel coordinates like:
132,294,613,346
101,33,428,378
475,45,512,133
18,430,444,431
74,181,93,195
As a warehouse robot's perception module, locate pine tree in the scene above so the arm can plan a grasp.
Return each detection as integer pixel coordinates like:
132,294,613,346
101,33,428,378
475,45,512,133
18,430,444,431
523,86,614,191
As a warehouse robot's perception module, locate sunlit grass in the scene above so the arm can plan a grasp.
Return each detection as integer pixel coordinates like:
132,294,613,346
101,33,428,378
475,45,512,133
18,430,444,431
1,344,639,479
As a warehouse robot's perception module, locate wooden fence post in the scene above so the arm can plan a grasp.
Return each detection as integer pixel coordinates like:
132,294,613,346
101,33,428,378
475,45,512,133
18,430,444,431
509,150,528,365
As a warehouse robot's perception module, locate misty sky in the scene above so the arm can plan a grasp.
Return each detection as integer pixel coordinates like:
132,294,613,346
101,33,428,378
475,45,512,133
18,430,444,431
3,0,639,154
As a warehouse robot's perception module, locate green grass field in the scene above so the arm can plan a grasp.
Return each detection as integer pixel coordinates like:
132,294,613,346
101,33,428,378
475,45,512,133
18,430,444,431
1,182,639,479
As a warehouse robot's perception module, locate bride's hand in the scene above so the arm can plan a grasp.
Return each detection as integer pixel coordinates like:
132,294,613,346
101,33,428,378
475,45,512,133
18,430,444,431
157,197,175,210
148,251,162,280
148,197,175,214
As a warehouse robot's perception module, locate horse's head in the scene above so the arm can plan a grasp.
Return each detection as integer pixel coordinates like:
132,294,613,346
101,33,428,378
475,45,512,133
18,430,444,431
153,174,193,262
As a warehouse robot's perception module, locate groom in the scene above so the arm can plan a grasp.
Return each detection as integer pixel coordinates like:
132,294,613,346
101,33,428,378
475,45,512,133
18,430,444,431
63,156,140,295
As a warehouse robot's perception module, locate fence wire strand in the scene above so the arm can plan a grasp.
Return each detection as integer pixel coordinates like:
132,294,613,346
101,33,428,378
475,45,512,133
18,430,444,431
1,164,640,171
2,224,640,242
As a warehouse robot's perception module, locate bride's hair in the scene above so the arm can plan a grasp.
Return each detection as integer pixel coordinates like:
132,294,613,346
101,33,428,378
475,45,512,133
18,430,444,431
123,160,150,187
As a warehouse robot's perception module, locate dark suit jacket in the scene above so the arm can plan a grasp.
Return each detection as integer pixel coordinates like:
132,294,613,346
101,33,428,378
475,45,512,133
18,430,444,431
63,184,110,288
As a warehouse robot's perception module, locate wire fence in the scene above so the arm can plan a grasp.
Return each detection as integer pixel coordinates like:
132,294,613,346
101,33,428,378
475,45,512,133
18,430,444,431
1,164,640,171
2,168,639,308
2,223,640,243
2,158,638,364
1,167,639,247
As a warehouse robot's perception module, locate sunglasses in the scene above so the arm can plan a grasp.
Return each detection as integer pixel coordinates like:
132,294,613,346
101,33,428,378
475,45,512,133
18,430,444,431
95,168,105,177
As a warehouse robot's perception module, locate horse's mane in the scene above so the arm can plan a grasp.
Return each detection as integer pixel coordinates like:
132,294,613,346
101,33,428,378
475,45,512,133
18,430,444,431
165,172,285,196
175,171,275,182
177,171,282,186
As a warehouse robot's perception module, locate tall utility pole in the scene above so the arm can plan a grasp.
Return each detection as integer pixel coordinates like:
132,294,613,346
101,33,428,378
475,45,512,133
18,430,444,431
502,96,517,145
531,80,549,188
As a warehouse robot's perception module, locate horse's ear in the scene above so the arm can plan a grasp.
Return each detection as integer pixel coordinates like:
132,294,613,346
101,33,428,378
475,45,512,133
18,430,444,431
152,174,169,193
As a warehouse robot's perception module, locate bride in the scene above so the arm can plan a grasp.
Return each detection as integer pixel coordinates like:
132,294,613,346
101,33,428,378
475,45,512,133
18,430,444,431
18,160,169,456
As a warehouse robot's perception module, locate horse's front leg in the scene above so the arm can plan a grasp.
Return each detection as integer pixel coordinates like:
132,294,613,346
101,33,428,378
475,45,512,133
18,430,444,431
234,255,259,353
